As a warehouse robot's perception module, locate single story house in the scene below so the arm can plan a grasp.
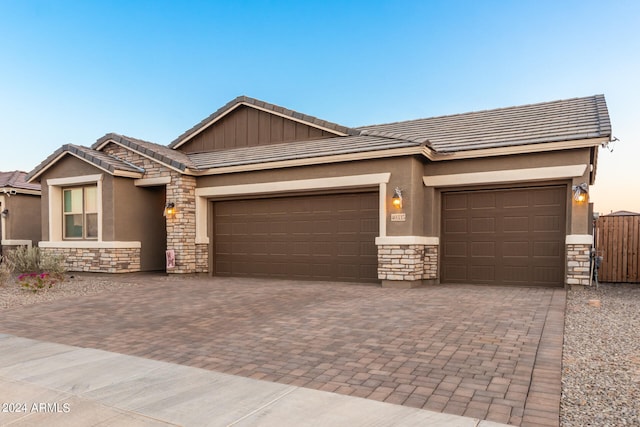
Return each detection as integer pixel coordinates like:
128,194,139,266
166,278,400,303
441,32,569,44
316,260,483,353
0,171,42,255
27,95,612,287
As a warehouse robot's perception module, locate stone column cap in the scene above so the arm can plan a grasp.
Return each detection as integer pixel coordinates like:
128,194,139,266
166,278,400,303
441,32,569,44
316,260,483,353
375,236,439,245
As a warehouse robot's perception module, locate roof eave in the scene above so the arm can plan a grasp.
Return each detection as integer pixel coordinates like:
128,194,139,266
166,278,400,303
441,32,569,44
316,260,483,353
426,136,610,161
190,146,423,176
0,187,41,196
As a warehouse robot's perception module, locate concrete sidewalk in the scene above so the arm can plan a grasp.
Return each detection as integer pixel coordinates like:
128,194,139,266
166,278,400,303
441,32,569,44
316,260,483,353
0,334,511,426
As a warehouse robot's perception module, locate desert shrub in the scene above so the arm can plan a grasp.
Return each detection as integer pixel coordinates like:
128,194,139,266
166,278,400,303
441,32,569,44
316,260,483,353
0,256,12,286
6,246,40,273
5,246,66,281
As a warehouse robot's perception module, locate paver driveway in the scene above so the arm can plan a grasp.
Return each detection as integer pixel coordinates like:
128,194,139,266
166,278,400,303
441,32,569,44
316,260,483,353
0,275,565,426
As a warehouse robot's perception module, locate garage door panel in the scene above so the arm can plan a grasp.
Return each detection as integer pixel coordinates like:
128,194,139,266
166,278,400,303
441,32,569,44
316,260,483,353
470,265,495,282
470,192,496,209
503,241,529,257
503,216,529,233
471,242,495,257
533,215,561,232
442,186,566,287
471,217,495,233
214,192,378,282
444,241,467,257
444,218,467,233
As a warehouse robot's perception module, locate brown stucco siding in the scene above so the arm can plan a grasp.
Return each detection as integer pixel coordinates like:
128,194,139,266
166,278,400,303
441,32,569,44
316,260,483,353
113,178,166,271
179,105,335,154
3,194,41,244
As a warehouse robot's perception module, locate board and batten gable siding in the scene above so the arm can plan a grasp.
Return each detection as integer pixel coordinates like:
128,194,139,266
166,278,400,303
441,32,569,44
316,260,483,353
177,105,337,154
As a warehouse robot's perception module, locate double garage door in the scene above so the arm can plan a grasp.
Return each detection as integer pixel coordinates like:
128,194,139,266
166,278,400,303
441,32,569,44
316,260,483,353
441,186,566,287
213,192,379,282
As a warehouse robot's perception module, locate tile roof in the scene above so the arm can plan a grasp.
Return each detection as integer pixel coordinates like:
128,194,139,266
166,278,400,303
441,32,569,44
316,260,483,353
169,95,360,149
357,95,611,153
26,144,145,182
187,135,420,170
0,170,41,192
94,133,196,171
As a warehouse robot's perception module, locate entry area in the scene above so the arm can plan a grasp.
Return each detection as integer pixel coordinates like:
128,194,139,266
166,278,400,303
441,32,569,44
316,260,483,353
212,192,379,282
441,185,566,287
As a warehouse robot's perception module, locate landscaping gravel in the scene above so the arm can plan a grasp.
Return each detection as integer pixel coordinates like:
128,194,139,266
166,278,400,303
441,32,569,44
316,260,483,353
2,274,639,426
0,273,142,310
562,283,640,427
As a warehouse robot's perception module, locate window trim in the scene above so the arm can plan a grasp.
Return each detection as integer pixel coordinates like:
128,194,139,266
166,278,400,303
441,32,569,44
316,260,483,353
47,174,103,242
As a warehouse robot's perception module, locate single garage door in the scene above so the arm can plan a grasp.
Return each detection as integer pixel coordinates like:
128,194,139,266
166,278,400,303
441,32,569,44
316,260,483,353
441,186,566,287
213,192,379,282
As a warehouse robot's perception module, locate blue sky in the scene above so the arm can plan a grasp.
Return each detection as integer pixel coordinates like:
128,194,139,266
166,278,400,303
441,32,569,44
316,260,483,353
1,0,638,213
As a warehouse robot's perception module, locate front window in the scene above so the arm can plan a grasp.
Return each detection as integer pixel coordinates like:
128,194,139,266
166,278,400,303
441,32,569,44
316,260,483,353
63,186,98,239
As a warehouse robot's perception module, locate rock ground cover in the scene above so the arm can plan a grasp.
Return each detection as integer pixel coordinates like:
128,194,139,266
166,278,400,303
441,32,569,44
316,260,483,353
562,283,640,426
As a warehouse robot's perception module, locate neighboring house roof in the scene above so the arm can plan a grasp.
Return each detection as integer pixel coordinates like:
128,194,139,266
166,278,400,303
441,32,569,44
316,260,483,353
93,133,196,172
605,210,640,216
357,94,611,153
27,144,145,182
0,170,41,194
188,134,422,172
169,95,360,149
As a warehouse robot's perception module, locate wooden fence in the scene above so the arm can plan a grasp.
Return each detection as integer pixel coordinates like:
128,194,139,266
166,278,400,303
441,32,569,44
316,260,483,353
595,215,640,283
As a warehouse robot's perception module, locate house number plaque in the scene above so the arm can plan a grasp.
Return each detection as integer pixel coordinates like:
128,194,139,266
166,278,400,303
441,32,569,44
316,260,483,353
391,213,406,222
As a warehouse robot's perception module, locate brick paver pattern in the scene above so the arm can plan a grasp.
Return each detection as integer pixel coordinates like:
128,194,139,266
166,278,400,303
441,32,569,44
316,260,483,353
0,276,565,426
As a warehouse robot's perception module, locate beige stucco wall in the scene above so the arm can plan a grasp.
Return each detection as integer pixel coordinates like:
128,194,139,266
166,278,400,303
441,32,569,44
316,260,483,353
2,194,41,245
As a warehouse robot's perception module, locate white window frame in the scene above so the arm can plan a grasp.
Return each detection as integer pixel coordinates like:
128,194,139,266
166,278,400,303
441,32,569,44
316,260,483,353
46,174,103,242
62,185,98,240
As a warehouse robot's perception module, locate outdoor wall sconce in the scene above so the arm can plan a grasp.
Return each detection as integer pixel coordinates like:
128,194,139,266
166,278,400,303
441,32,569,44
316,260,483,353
1,209,7,218
572,183,589,203
392,187,403,209
164,202,175,217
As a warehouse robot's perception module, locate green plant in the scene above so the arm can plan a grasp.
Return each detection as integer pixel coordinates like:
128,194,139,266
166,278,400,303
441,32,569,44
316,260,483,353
18,272,57,293
4,246,66,291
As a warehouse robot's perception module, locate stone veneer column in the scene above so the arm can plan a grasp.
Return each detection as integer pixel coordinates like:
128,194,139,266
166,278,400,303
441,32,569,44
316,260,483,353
375,236,439,288
565,235,593,286
166,175,197,273
566,244,592,286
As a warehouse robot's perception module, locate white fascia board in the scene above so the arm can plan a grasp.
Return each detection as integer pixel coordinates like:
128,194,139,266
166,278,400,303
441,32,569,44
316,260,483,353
427,137,609,161
134,176,171,187
375,236,439,246
47,174,104,186
423,165,587,187
39,241,142,249
566,235,593,245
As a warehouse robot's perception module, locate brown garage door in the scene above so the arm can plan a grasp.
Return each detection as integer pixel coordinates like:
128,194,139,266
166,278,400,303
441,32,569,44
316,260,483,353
213,192,379,282
441,186,566,287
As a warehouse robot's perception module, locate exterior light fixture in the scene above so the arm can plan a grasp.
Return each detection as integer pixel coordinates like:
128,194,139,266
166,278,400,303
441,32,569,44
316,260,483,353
572,183,589,203
1,209,7,218
164,202,175,217
392,188,403,209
